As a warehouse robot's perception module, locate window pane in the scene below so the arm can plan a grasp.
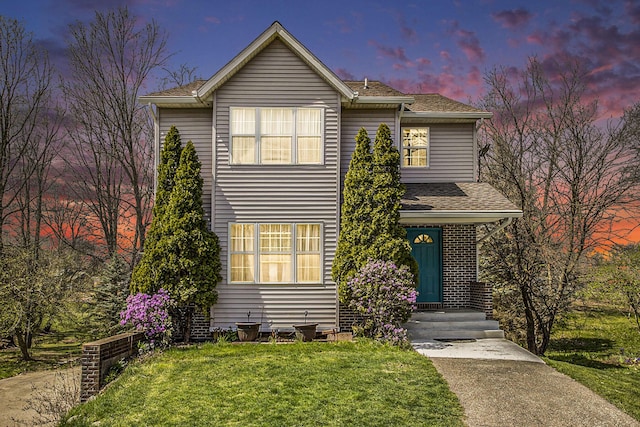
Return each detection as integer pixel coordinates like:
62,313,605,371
402,128,429,167
296,224,320,252
297,136,321,164
231,108,255,134
261,108,293,135
297,254,321,283
260,254,292,282
231,254,254,282
231,224,254,252
261,136,292,164
232,136,256,164
297,108,321,135
260,224,292,252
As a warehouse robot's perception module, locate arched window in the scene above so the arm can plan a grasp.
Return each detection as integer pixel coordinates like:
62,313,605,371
413,234,433,244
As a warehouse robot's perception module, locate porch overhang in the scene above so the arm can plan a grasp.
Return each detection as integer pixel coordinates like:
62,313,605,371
400,182,522,225
400,209,522,225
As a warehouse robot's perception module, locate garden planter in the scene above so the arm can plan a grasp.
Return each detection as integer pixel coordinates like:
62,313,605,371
293,323,318,342
236,322,260,342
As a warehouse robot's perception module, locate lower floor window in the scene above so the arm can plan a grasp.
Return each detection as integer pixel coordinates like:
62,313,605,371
230,223,322,283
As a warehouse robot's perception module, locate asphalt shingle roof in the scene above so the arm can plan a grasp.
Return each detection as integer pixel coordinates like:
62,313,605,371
343,80,406,97
146,79,488,115
146,79,207,97
406,94,486,113
401,182,520,211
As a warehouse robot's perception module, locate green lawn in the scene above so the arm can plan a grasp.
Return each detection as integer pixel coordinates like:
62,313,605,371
61,341,464,427
545,305,640,421
0,330,85,380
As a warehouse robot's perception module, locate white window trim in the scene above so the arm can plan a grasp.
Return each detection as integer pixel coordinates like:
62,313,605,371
228,222,324,284
401,126,430,168
230,107,325,165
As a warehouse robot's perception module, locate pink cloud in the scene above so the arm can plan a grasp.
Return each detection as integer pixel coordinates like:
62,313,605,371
626,0,640,24
204,16,221,24
448,21,485,63
491,8,533,29
368,40,410,63
526,31,544,45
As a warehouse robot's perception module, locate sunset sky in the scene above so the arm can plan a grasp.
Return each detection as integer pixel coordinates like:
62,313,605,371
3,0,639,116
2,0,639,242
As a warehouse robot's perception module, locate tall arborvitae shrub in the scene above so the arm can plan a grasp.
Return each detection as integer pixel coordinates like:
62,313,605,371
91,254,130,338
130,125,183,293
154,141,221,342
370,123,418,280
333,128,374,301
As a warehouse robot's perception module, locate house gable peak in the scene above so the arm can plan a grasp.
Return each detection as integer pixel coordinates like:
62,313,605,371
196,21,356,101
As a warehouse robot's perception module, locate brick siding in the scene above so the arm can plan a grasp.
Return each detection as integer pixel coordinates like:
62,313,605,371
470,281,494,319
338,224,481,330
80,332,144,402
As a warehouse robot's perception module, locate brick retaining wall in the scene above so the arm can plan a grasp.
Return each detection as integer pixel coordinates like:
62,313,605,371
80,332,144,402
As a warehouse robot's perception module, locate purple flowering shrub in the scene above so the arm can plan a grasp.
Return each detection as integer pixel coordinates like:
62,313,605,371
120,289,174,349
347,260,417,345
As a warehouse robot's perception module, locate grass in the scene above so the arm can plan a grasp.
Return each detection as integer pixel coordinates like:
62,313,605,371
544,304,640,421
61,341,464,427
0,330,86,380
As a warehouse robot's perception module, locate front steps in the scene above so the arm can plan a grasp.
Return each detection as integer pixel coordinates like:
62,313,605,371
405,310,504,341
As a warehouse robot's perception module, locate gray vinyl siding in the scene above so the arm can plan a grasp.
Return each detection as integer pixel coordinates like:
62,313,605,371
400,123,475,183
157,108,213,220
340,109,396,187
340,114,475,185
212,39,339,331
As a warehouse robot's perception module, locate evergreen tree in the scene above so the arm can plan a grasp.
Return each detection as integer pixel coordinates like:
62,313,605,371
130,125,183,293
333,128,374,301
369,123,418,280
91,255,130,338
154,141,221,342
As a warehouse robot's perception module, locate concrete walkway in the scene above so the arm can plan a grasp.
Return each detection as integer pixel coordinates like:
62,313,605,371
414,338,639,427
0,367,80,427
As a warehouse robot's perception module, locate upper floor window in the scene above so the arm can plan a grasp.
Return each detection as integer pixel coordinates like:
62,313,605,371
401,127,429,167
230,107,323,165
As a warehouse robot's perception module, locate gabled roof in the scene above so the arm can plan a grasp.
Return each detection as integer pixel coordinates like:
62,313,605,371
139,23,491,119
197,21,355,101
400,182,521,224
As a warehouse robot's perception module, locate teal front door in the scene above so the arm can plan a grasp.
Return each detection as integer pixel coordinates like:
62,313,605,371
407,228,442,303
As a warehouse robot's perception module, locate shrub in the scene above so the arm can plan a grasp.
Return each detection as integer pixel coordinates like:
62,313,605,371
120,289,174,349
347,260,417,345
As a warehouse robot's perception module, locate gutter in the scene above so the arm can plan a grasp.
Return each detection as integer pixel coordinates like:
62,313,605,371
403,111,493,120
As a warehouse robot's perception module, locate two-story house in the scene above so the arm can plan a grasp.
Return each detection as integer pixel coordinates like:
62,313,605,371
140,22,522,339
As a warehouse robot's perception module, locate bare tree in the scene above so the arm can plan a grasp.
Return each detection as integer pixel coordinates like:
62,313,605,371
0,16,54,257
479,57,640,355
159,63,200,90
12,102,65,259
64,6,168,262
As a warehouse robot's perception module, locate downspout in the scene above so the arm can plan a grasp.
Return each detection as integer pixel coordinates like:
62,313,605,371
474,118,484,182
147,103,159,194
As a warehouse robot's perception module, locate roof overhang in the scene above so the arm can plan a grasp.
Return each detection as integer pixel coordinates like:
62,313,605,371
402,111,493,120
137,96,205,107
400,209,523,225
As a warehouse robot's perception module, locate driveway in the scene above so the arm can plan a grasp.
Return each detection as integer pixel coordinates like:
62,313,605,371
0,367,80,427
414,339,639,427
